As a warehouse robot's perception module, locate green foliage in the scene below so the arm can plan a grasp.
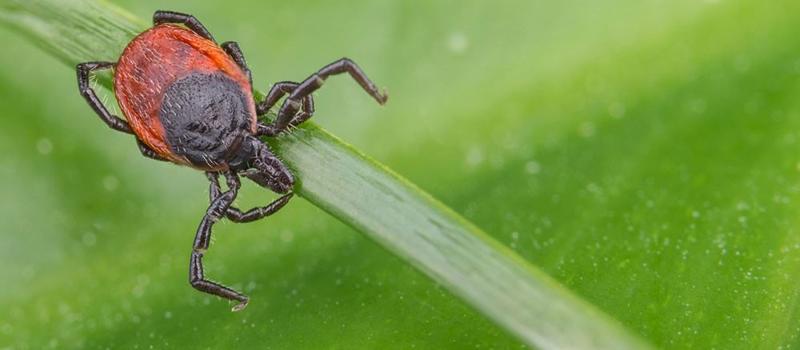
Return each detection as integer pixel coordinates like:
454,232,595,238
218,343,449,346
1,0,799,349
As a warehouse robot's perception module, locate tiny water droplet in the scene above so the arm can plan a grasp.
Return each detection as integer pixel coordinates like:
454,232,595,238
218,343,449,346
37,138,53,155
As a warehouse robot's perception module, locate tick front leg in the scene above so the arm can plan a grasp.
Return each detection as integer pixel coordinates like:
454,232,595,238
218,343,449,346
207,172,293,223
76,62,132,134
258,58,387,136
224,193,293,223
190,252,249,311
256,82,315,116
190,171,249,311
245,146,295,194
255,82,314,136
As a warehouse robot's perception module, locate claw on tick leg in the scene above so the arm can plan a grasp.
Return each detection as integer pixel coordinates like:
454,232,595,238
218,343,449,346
232,299,249,312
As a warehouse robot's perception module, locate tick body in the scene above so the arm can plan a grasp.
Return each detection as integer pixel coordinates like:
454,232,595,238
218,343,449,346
76,10,387,311
115,24,256,169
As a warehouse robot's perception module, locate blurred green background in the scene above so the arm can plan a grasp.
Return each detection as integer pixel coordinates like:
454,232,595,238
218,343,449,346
2,0,800,349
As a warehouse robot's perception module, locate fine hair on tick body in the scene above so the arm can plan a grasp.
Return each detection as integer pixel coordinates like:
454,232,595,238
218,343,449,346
76,10,387,311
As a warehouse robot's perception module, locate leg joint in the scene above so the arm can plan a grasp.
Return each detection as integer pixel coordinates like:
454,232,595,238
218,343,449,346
76,61,113,92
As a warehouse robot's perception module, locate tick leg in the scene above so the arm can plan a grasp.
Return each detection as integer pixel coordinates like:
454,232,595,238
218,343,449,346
76,62,132,134
137,140,168,162
190,171,249,311
221,41,252,86
257,82,297,115
207,172,293,223
257,58,386,137
255,82,314,136
225,193,293,222
153,10,216,43
244,145,294,194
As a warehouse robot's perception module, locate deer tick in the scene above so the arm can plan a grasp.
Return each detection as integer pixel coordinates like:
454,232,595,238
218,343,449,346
76,10,387,311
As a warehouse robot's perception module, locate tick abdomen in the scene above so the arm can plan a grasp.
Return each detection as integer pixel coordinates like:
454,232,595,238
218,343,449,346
114,24,256,169
160,72,252,169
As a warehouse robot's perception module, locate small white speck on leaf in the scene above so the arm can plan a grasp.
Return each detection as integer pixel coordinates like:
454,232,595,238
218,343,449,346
103,176,119,192
36,138,53,155
525,160,541,174
465,146,485,167
579,122,595,138
447,32,469,54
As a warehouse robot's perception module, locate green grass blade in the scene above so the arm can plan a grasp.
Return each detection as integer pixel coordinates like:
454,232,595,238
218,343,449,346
0,1,652,348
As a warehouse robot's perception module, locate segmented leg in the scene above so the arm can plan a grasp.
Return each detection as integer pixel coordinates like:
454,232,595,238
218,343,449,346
256,58,387,137
221,41,252,85
256,82,314,115
137,140,168,161
207,172,293,222
255,82,315,135
76,62,132,134
190,171,249,311
247,145,295,194
153,10,216,43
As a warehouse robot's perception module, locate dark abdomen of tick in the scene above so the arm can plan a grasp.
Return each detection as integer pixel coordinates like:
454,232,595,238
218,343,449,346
160,72,251,169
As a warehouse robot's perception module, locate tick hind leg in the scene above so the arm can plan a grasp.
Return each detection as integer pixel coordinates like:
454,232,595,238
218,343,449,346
256,58,387,137
76,62,132,134
190,171,250,311
154,10,216,43
221,41,252,86
207,172,293,223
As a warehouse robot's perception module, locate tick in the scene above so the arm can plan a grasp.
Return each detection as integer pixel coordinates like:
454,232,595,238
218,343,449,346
76,10,387,311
